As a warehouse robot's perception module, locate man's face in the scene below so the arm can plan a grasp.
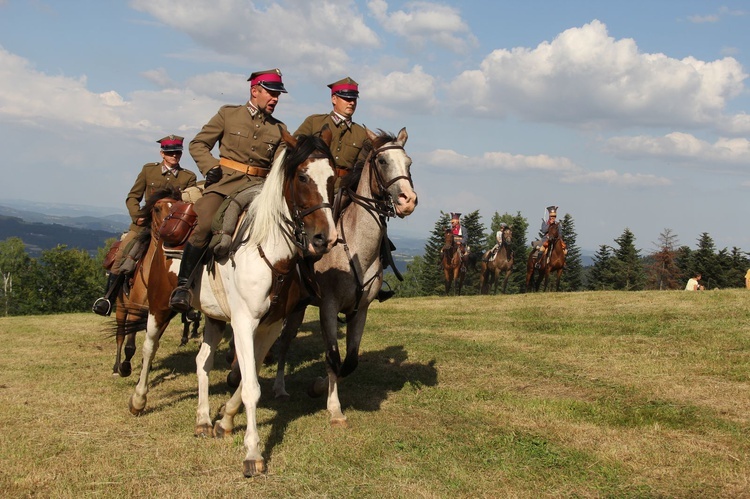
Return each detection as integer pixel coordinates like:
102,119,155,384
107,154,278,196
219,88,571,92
332,95,357,119
251,85,281,114
161,150,182,167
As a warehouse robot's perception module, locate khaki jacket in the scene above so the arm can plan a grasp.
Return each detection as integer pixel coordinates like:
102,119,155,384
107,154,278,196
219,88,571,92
189,103,287,197
125,162,197,230
294,113,368,171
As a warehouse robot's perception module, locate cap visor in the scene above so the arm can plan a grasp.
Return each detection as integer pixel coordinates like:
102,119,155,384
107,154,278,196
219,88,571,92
260,82,288,93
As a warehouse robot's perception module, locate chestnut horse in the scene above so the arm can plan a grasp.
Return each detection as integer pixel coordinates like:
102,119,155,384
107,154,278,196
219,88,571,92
480,226,514,294
441,230,466,295
271,128,417,427
525,221,565,292
128,130,337,478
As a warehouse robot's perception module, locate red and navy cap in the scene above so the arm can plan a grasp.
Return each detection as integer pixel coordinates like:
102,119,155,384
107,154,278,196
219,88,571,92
157,135,183,152
328,77,359,99
247,68,287,93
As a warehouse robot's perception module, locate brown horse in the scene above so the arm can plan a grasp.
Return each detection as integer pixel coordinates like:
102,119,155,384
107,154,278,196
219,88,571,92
271,128,417,427
128,130,338,478
441,230,466,295
525,221,565,292
110,192,178,378
480,226,514,294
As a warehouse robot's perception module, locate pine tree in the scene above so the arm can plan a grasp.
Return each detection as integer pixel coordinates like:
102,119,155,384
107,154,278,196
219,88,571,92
645,228,682,290
559,213,583,291
726,247,750,288
458,210,486,295
692,233,723,289
611,228,646,290
587,245,615,290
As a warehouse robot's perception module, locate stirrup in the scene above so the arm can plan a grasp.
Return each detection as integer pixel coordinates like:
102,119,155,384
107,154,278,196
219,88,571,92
92,297,112,316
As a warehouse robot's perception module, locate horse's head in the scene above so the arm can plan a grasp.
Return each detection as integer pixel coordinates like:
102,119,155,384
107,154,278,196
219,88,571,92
365,128,418,218
280,127,337,256
141,187,181,234
548,220,560,239
502,226,513,245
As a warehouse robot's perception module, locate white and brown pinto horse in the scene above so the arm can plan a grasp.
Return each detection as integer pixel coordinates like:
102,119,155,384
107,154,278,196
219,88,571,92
127,131,337,478
272,128,417,426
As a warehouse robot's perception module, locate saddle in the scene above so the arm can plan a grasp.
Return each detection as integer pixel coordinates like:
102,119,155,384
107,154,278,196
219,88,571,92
159,201,198,248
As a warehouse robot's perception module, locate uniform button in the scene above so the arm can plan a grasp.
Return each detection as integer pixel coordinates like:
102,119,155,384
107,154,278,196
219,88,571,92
249,159,255,164
253,135,257,139
251,146,256,151
255,124,260,128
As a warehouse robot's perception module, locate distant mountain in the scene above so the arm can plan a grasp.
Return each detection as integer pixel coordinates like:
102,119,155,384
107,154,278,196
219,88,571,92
0,215,120,257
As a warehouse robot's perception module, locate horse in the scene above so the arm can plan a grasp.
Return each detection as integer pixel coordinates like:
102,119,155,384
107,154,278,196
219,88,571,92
479,226,514,294
127,130,338,478
525,221,566,292
441,230,466,295
271,128,417,427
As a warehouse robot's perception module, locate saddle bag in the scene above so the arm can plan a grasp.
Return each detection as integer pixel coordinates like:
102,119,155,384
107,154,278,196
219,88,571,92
158,201,198,247
102,240,122,270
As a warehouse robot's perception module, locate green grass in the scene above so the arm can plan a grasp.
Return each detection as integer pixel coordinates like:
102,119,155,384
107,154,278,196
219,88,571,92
0,289,748,497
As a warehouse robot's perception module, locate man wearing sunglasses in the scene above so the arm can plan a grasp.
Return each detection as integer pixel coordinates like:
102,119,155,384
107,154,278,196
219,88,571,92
92,135,197,316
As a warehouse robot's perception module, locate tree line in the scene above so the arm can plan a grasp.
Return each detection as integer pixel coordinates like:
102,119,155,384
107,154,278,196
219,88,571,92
386,210,750,296
1,211,748,315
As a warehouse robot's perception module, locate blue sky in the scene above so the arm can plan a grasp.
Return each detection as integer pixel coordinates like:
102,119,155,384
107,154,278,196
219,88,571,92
1,0,749,252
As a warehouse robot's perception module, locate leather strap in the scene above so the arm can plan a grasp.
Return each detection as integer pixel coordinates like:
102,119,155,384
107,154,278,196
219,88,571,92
219,157,270,178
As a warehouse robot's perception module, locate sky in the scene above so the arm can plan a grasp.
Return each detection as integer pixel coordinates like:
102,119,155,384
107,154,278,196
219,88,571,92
1,0,749,253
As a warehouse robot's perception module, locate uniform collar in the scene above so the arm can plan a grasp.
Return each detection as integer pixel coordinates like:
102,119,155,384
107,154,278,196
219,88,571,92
331,112,352,128
161,162,181,176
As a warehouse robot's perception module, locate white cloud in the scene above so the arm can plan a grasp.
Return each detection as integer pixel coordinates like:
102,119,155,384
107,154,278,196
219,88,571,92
423,148,580,174
560,170,671,187
688,14,719,23
364,65,438,116
131,0,380,77
447,20,748,130
0,46,220,137
367,0,478,54
604,132,750,165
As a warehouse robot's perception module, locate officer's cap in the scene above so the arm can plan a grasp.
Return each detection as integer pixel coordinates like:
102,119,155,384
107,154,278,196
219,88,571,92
328,77,359,99
450,212,461,220
248,68,287,93
157,135,184,152
547,206,558,216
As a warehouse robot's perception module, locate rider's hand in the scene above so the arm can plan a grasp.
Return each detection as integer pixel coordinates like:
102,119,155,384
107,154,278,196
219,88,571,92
135,217,146,226
204,166,222,187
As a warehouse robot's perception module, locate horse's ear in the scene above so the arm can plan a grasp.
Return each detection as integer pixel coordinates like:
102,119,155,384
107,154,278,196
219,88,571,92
280,125,297,149
320,124,333,147
397,127,408,146
365,126,377,142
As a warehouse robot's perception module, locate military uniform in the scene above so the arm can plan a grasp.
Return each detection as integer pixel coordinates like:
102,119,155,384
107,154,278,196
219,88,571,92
295,113,367,175
170,69,289,313
93,134,196,316
125,161,197,230
188,101,288,246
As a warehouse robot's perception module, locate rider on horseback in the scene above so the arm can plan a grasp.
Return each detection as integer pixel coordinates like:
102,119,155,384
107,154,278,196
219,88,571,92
92,135,197,316
486,222,509,261
530,206,566,268
442,212,469,263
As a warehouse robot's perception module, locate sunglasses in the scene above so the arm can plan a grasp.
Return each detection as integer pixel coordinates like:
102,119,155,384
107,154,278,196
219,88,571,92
163,150,182,156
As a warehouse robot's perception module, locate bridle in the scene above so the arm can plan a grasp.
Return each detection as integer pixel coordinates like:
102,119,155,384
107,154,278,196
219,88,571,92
348,143,412,220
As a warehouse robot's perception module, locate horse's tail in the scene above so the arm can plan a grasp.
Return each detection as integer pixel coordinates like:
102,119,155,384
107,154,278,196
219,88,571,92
105,305,149,338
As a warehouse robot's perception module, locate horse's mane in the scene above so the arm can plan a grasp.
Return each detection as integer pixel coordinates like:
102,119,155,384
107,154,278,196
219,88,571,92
340,129,396,191
247,133,334,245
135,186,182,244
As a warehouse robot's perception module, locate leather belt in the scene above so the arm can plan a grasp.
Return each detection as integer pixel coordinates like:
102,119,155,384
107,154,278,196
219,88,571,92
219,157,270,178
335,167,350,178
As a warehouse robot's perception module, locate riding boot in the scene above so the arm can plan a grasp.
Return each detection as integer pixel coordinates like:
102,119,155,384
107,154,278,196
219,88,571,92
92,273,125,316
169,242,206,313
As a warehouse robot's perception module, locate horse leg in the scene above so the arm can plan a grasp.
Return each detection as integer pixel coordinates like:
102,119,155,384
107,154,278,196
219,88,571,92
229,318,266,477
273,306,306,400
113,322,125,376
180,314,189,346
120,332,137,377
554,268,563,291
128,316,170,416
195,317,226,437
502,269,511,294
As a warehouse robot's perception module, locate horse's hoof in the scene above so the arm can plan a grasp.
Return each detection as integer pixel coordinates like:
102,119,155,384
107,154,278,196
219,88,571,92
307,377,327,398
119,361,132,378
275,392,290,402
128,395,145,416
213,421,232,439
330,417,348,428
179,339,188,347
194,424,214,438
243,459,266,478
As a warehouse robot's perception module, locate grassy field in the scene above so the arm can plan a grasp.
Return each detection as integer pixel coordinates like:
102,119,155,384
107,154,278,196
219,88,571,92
0,289,748,498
